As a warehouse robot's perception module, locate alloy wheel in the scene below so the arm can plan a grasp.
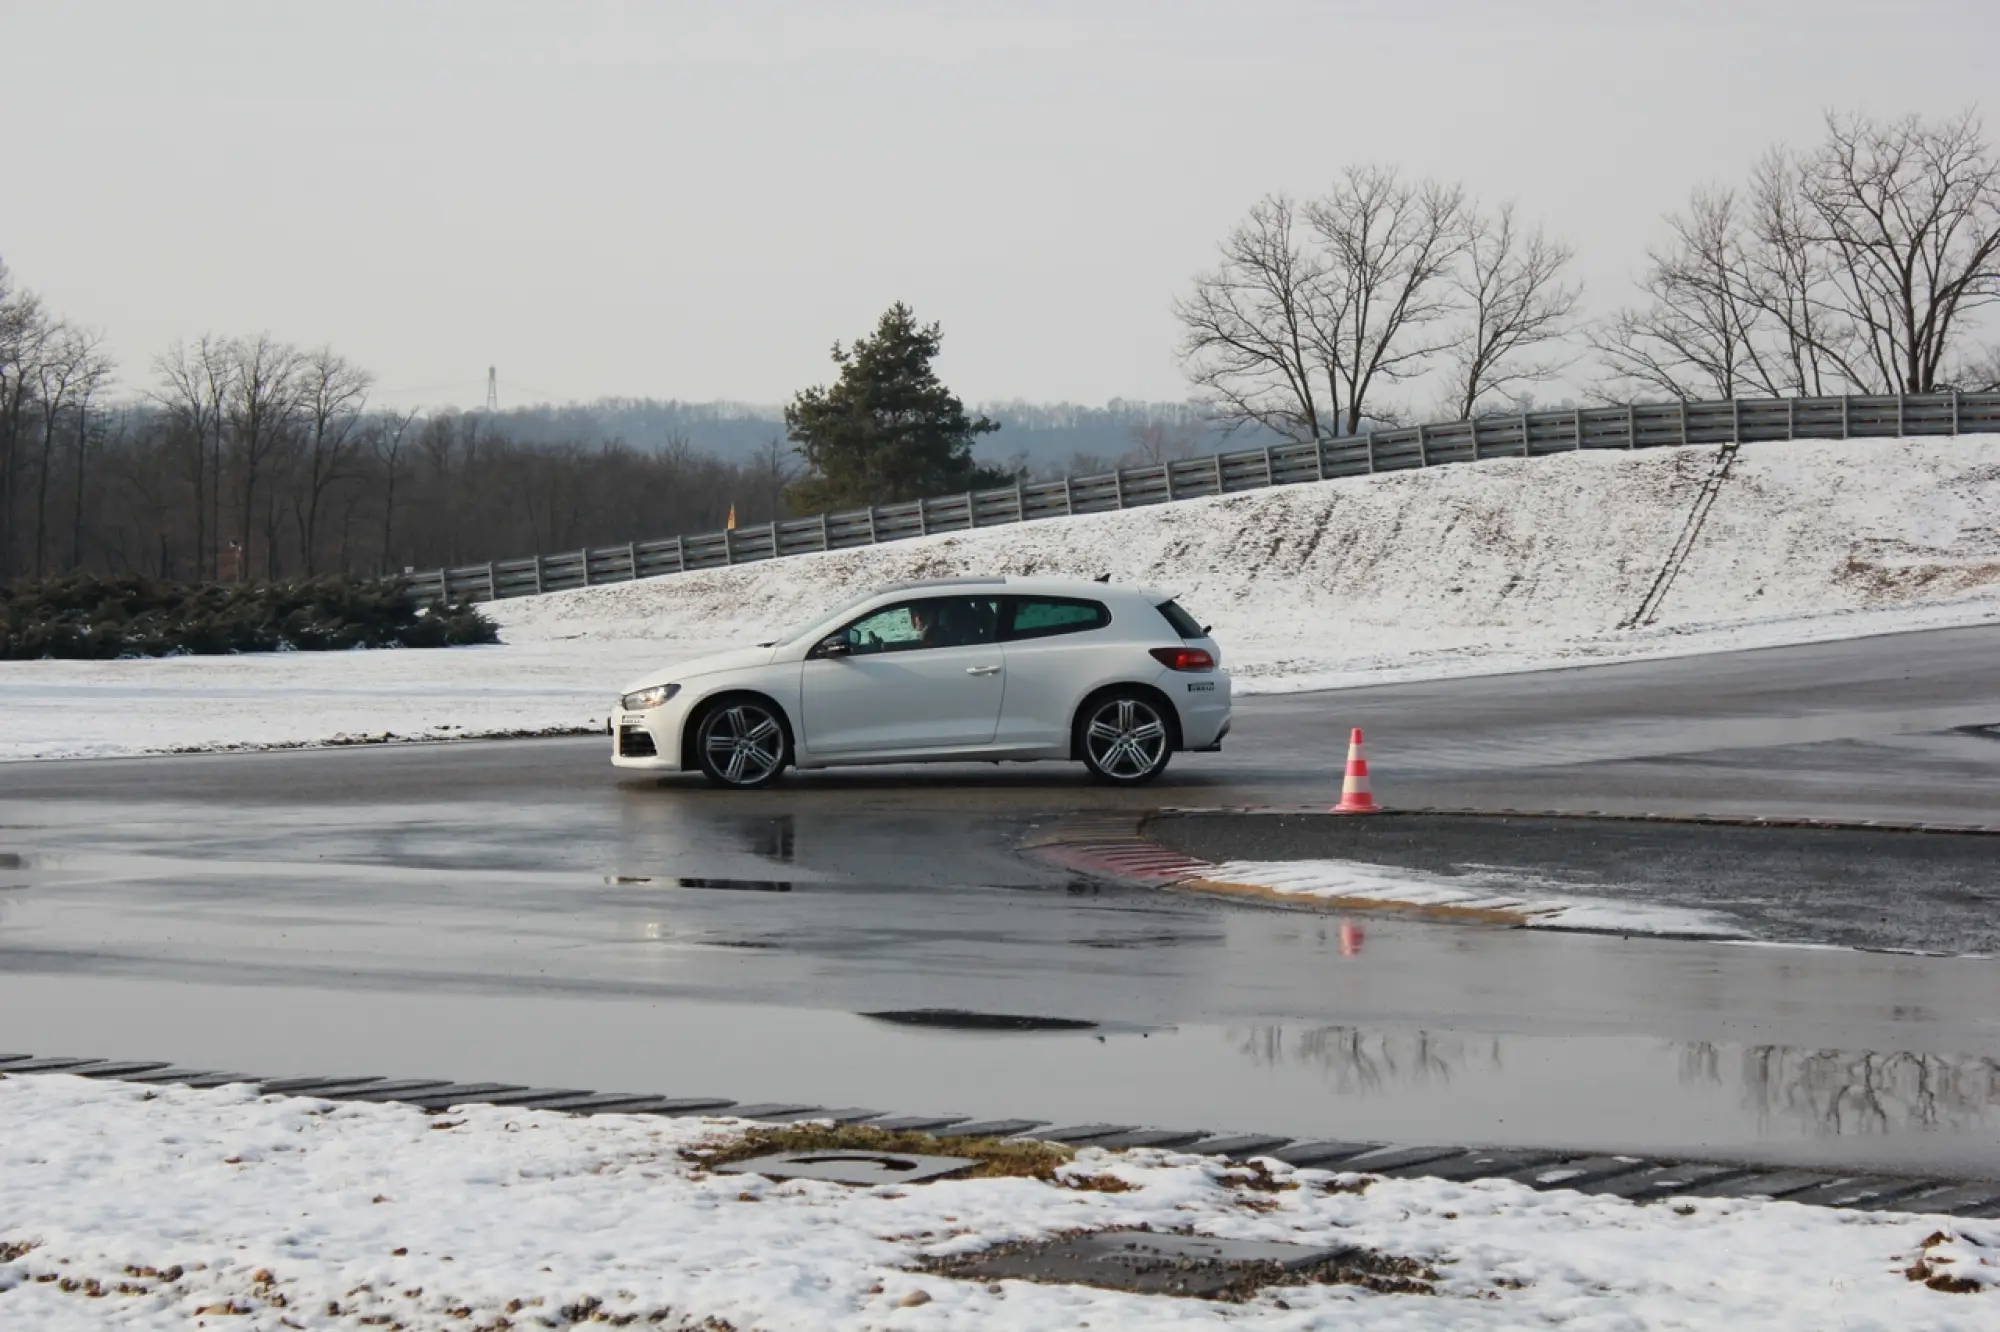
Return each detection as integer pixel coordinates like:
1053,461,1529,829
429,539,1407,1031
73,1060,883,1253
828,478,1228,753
1083,696,1170,782
700,703,787,787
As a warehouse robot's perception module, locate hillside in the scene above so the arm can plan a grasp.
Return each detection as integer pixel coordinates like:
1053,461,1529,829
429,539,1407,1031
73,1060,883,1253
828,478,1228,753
490,435,2000,691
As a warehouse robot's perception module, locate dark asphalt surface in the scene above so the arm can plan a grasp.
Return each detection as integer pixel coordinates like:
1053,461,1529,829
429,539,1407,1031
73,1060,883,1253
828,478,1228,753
2,625,1997,1175
1150,813,2000,956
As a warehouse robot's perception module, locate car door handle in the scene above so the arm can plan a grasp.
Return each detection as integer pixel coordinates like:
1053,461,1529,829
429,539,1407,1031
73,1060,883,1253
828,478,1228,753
965,665,1002,676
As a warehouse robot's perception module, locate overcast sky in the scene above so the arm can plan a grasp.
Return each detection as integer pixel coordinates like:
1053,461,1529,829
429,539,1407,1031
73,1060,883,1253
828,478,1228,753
3,0,1995,410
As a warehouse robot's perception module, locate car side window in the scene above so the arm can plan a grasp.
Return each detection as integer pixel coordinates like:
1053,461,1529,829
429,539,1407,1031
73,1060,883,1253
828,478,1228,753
835,597,1000,654
1006,597,1111,641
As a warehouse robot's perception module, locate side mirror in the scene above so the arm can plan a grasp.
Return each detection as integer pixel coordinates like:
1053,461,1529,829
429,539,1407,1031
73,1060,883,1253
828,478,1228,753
811,635,852,660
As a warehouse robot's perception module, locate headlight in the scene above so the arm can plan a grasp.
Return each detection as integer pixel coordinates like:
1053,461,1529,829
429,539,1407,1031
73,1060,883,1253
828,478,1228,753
620,684,679,711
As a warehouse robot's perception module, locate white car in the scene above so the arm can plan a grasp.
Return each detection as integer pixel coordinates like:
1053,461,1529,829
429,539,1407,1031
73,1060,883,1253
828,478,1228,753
611,575,1232,788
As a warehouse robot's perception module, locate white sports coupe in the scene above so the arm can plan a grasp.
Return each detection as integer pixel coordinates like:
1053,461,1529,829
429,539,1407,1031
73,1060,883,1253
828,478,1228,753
611,575,1232,788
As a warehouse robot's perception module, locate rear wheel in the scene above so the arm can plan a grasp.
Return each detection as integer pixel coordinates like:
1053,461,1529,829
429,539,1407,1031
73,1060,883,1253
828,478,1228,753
693,698,791,789
1078,691,1173,785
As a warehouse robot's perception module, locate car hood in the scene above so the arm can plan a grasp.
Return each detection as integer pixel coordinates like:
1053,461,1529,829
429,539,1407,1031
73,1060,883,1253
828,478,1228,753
619,644,779,695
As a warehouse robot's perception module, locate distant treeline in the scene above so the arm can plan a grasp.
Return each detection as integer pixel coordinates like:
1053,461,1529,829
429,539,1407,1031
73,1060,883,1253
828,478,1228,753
481,395,1262,471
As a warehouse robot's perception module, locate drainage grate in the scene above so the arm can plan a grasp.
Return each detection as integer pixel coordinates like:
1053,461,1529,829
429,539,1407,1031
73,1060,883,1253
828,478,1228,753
715,1150,978,1186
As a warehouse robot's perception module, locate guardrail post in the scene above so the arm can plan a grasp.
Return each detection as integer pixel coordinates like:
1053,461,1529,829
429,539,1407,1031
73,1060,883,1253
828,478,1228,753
1626,402,1636,447
1572,408,1584,450
1319,436,1331,480
486,561,497,601
1897,394,1906,436
1260,446,1273,487
1951,390,1961,434
626,542,638,580
531,554,544,593
1731,396,1742,443
1063,476,1074,514
1013,481,1025,522
1417,424,1429,467
1516,413,1529,457
819,512,830,550
1841,395,1851,438
1217,453,1228,494
1363,432,1374,474
964,491,976,529
1163,464,1176,502
917,500,928,536
1787,398,1796,440
1112,469,1125,508
766,520,778,556
579,548,591,587
673,535,685,573
867,506,879,543
1679,400,1689,446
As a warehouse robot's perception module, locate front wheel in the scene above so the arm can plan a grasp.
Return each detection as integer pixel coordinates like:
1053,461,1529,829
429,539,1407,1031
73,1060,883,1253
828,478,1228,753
1078,691,1174,785
693,698,791,789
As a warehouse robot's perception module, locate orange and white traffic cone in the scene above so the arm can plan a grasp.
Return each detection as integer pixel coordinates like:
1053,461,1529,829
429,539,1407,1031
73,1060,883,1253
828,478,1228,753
1338,920,1365,956
1333,727,1379,814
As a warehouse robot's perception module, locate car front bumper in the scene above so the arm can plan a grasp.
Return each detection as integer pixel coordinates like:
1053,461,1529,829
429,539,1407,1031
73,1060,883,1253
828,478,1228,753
610,702,686,771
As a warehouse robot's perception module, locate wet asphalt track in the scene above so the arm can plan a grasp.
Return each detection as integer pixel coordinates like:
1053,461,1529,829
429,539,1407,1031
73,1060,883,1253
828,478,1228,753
1,624,1997,1175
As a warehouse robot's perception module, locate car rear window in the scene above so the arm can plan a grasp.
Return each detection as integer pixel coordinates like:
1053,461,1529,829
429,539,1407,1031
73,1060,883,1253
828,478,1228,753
1007,597,1111,640
1155,599,1206,639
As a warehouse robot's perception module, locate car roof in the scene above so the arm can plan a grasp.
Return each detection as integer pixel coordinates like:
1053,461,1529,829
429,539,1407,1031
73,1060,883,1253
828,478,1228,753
870,575,1173,601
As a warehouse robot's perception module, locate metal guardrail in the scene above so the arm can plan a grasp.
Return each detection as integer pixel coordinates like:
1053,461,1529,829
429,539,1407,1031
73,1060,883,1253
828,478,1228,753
406,391,2000,605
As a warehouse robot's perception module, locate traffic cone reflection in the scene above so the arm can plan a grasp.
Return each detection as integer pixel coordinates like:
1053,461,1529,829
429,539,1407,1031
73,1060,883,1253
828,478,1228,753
1334,727,1379,813
1338,920,1365,956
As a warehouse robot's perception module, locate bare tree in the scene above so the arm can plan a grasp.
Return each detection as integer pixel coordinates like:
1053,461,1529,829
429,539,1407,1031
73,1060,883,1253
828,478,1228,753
1176,167,1467,441
291,347,373,575
222,334,307,582
1593,189,1766,400
30,326,112,574
1602,109,2000,403
151,336,233,580
1443,202,1581,418
370,407,418,573
0,263,53,579
1793,109,2000,393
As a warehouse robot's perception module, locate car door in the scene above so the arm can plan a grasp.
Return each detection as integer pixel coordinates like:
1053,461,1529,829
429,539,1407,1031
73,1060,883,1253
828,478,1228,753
992,595,1115,750
798,595,1006,756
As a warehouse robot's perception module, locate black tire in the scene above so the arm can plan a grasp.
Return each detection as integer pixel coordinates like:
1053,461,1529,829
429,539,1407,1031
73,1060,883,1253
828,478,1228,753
692,697,792,789
1077,690,1174,785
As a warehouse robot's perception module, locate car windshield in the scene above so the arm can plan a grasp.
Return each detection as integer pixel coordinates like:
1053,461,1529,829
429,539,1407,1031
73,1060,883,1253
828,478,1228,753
760,588,886,646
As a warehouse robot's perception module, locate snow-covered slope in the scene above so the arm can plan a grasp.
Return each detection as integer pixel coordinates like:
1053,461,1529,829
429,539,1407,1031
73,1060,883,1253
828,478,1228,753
3,436,1995,759
492,434,2000,691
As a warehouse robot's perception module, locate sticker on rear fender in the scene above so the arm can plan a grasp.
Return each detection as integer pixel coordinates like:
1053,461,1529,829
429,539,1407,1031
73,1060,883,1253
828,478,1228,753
1186,681,1215,692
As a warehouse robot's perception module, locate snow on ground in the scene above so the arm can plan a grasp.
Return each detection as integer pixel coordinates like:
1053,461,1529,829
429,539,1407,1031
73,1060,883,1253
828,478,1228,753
2,1073,1996,1331
4,435,1996,761
1192,859,1742,937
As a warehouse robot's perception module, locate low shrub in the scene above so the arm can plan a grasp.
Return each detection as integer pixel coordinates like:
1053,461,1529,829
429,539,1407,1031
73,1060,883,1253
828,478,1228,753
0,574,499,660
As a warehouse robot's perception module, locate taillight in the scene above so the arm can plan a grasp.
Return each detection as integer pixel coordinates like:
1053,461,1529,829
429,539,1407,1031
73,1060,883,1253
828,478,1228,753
1150,647,1215,672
